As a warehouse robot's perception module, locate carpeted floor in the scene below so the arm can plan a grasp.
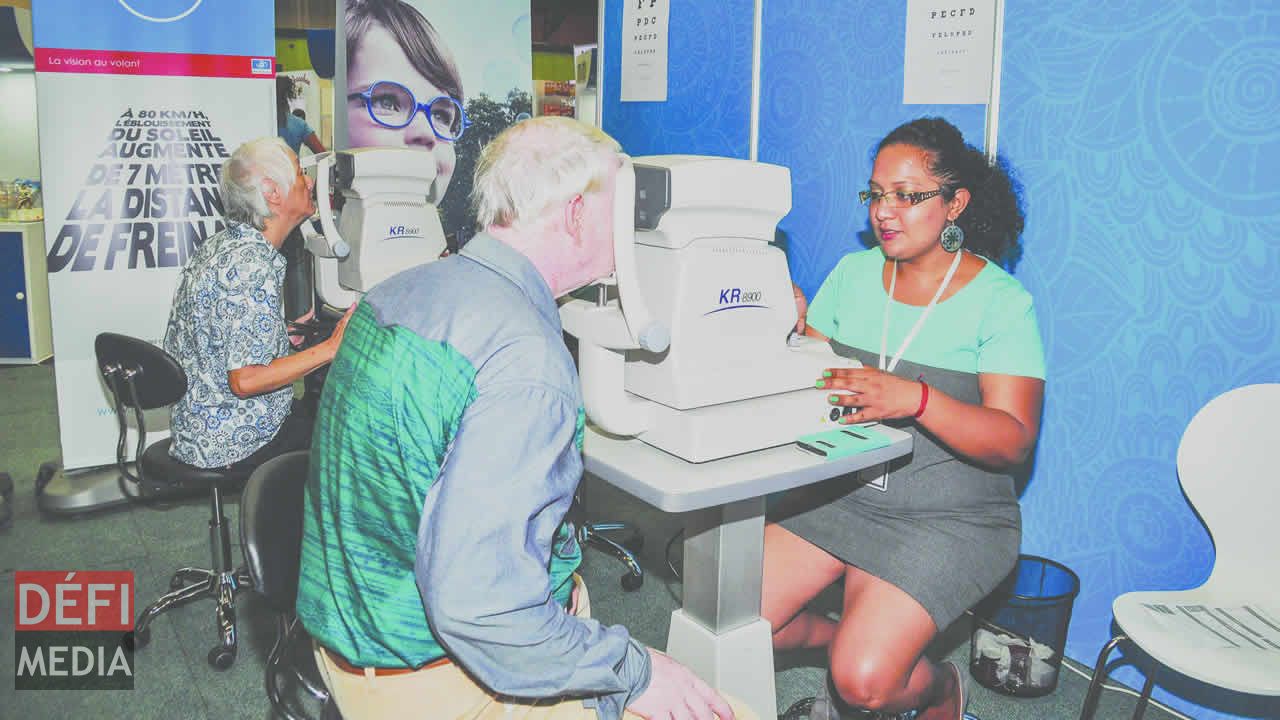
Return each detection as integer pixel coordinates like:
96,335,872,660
0,361,1179,719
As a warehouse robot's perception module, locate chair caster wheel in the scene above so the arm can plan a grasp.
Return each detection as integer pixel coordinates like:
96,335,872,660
208,645,236,670
621,573,643,591
123,627,150,651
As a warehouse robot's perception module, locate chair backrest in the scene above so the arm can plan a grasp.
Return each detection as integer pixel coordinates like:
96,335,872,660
240,450,310,614
93,332,188,410
1176,383,1280,591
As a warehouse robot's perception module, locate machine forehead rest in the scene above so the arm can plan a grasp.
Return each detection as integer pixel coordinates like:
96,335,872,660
335,147,439,187
631,156,791,243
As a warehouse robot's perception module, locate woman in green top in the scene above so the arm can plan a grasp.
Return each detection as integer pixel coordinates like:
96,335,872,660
769,118,1046,720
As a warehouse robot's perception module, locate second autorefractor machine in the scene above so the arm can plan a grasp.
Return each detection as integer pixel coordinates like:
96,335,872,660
560,155,857,463
301,146,447,310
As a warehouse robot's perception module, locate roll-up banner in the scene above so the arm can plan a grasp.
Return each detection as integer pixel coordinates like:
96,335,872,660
33,0,275,470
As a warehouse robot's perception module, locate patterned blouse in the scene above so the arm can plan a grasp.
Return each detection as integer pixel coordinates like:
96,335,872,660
163,222,292,468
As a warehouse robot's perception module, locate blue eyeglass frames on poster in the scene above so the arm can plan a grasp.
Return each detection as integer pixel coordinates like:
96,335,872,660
348,81,471,142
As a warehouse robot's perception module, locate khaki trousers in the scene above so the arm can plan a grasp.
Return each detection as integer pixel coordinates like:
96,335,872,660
314,575,755,719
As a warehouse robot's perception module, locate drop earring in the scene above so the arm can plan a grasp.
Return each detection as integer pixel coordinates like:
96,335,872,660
940,220,965,253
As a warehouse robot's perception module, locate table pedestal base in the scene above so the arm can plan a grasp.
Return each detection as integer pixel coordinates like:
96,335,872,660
665,497,776,719
667,611,776,720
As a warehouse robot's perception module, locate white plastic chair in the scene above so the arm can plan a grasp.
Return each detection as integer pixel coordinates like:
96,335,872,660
1079,383,1280,719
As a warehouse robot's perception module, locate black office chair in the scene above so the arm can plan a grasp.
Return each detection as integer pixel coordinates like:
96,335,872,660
94,332,253,669
240,450,337,720
572,501,645,591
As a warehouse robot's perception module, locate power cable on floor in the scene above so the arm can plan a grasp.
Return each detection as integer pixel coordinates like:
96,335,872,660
665,528,684,579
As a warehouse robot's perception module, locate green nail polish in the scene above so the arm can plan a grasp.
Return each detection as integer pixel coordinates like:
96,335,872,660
829,395,840,403
815,380,825,388
823,370,833,378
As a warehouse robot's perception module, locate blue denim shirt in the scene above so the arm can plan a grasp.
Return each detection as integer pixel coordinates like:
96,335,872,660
163,222,292,468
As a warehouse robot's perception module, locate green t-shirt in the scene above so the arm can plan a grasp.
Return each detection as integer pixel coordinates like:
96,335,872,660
807,248,1045,378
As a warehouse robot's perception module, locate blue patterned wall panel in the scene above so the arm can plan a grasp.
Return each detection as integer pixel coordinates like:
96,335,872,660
759,1,985,299
602,0,753,158
1002,3,1280,718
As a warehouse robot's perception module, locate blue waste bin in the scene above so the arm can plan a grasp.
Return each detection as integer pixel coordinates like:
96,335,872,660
969,555,1081,697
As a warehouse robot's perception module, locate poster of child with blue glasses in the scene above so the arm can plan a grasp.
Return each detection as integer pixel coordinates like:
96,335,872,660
338,0,533,247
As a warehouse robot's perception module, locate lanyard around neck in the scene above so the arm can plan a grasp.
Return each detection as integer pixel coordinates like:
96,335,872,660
879,250,963,373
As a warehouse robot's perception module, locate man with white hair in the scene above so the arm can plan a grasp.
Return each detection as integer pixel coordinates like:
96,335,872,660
163,137,352,470
298,117,743,720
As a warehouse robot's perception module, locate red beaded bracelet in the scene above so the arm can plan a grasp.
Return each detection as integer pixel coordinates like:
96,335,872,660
914,381,930,418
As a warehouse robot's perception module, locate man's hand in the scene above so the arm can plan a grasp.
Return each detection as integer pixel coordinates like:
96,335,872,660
323,304,357,359
628,649,735,720
568,578,582,615
288,308,317,348
792,283,808,335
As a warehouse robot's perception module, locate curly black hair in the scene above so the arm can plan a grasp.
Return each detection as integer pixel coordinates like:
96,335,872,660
877,117,1025,269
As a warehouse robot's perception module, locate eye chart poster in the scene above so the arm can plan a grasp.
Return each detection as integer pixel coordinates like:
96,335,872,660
621,0,670,102
903,0,998,104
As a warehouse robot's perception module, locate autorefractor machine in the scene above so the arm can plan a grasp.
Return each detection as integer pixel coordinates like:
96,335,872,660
301,146,447,311
561,154,858,463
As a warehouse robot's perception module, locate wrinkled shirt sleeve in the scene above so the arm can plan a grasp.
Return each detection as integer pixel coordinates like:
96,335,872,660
415,382,651,720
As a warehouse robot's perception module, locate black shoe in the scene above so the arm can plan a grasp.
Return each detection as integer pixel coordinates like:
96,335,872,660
781,696,891,720
803,675,919,720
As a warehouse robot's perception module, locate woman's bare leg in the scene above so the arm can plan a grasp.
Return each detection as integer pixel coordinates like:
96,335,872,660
761,523,846,650
825,565,953,715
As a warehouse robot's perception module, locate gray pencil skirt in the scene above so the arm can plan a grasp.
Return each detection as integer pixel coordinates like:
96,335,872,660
774,450,1021,631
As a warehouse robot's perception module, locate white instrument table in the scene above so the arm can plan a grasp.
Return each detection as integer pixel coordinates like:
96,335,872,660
583,424,913,719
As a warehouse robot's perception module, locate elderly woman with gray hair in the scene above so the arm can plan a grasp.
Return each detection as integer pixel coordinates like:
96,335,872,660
162,137,354,471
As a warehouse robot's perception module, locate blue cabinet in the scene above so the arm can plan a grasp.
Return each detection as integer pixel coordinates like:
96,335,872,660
0,223,53,363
